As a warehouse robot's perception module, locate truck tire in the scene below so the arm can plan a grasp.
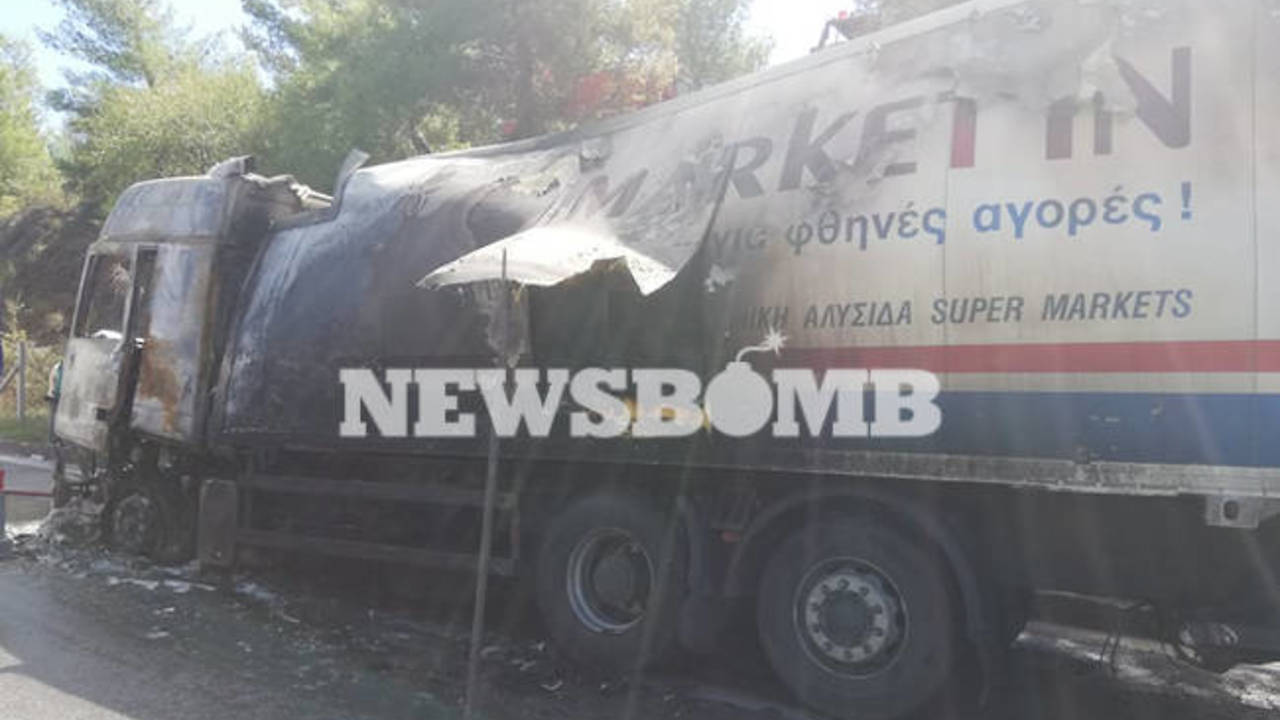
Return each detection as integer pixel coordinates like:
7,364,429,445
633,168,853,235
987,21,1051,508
107,488,157,556
535,493,688,674
106,481,193,565
757,516,955,720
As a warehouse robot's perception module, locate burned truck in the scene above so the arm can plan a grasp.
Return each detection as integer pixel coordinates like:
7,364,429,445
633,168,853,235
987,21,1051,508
50,1,1280,718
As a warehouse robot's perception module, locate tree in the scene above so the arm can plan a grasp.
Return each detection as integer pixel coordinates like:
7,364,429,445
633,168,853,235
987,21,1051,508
43,0,269,209
561,0,770,120
0,36,61,217
834,0,967,38
242,0,485,187
39,0,194,90
59,62,267,206
674,0,770,91
242,0,771,188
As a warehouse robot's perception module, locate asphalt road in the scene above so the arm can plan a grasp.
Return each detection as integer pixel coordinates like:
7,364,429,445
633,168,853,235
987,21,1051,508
0,560,451,720
0,543,1277,720
0,492,1277,720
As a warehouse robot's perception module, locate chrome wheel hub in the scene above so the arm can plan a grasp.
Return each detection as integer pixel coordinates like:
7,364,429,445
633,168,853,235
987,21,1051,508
796,560,906,675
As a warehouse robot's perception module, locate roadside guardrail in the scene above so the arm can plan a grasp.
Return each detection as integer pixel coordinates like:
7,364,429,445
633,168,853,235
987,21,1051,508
0,467,53,547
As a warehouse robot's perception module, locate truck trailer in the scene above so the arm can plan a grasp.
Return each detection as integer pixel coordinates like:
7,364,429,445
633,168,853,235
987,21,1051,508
49,1,1280,718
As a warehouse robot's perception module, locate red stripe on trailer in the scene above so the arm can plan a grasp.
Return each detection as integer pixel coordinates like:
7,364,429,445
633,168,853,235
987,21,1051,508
786,340,1280,374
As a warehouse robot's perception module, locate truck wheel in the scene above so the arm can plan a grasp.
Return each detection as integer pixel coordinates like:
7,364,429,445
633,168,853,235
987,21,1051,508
535,493,688,674
108,489,157,556
107,483,192,564
757,516,955,720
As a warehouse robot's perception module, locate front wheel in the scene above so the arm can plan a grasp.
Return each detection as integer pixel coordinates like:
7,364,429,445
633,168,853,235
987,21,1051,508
757,515,956,720
535,493,688,674
106,480,193,564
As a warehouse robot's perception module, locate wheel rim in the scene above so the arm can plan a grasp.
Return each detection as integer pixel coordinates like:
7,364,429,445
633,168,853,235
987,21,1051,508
793,557,907,677
565,528,654,634
112,492,156,555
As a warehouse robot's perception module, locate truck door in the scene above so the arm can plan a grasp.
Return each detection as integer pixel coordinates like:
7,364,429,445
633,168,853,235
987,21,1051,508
129,243,215,443
54,245,156,452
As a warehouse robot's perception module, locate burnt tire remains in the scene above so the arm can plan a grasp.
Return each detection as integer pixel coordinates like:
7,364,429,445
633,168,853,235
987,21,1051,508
106,481,193,565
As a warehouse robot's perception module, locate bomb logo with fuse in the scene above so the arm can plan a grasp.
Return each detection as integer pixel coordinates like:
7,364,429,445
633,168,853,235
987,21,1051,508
703,328,786,437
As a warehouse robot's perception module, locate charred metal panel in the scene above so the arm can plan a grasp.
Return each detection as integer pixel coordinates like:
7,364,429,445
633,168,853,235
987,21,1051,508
55,336,124,451
54,246,134,452
131,244,215,442
101,178,230,242
218,78,739,441
218,162,550,439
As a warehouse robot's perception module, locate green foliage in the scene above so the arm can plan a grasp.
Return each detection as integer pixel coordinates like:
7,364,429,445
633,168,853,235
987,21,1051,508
32,0,771,199
243,0,486,187
675,0,771,90
0,204,99,345
40,0,186,89
243,0,771,188
0,301,61,423
0,37,61,217
42,0,269,209
61,61,267,208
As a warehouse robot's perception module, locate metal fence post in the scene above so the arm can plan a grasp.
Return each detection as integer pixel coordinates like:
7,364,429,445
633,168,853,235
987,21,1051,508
0,468,8,552
15,342,25,422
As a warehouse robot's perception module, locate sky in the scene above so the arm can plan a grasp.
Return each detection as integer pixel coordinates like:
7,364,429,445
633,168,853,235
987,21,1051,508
0,0,250,92
0,0,854,105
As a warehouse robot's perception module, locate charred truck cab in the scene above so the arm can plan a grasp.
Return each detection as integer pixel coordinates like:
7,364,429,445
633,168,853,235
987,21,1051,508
53,158,316,559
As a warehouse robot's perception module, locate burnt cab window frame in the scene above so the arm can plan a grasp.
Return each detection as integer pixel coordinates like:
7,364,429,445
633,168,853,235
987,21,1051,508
70,244,159,344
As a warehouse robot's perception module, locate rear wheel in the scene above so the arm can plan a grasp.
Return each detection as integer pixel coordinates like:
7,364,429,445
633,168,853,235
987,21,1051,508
757,515,956,720
535,493,688,674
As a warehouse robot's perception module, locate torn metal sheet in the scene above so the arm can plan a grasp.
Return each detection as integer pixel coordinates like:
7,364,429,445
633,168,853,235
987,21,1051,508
420,135,733,295
419,224,688,295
